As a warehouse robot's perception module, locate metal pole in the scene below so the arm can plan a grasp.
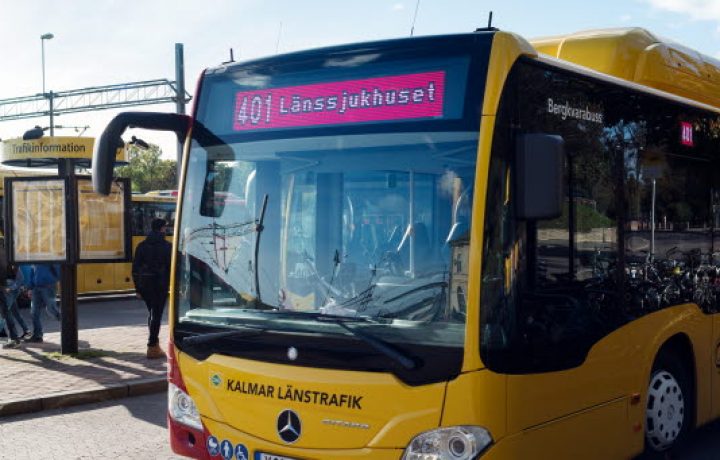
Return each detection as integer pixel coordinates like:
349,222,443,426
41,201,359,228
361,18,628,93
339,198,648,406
41,39,46,95
49,91,54,136
408,170,415,278
59,158,78,354
410,0,421,36
651,178,656,259
175,43,186,186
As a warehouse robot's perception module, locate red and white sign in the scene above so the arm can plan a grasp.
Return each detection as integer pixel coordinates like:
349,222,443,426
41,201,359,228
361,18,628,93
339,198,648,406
233,71,446,131
680,121,694,147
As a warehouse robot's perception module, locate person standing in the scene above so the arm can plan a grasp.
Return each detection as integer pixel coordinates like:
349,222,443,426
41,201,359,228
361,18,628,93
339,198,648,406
23,263,61,343
0,263,31,341
133,218,172,359
0,240,22,349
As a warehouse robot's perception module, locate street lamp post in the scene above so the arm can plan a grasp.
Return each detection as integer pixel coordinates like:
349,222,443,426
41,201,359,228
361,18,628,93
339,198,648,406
41,33,54,135
39,32,79,354
41,33,53,94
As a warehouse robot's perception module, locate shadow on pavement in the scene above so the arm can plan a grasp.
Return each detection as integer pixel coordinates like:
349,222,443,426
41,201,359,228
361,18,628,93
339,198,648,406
673,420,720,460
634,420,720,460
0,345,162,384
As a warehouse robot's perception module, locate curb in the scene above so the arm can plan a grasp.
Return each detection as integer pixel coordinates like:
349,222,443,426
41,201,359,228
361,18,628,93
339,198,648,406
0,377,167,417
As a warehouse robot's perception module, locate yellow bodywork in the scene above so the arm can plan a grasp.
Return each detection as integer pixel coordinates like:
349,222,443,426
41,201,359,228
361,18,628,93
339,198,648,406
531,27,720,109
181,353,444,455
170,29,720,459
76,194,175,295
0,166,175,295
75,234,142,294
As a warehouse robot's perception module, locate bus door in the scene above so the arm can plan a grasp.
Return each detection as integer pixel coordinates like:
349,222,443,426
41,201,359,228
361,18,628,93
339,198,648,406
713,304,720,417
712,190,720,418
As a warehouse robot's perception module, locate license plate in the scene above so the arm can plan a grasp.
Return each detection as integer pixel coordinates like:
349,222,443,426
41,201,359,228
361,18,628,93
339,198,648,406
255,453,299,460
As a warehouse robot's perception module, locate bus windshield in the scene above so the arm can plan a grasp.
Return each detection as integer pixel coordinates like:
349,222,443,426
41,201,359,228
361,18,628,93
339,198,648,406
174,36,488,382
177,130,477,379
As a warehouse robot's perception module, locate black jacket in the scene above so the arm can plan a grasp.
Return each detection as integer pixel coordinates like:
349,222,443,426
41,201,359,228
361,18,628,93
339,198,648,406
132,231,172,294
0,238,8,282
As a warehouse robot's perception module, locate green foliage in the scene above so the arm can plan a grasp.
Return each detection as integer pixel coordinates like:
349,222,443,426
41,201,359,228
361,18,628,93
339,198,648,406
539,201,614,232
115,144,177,193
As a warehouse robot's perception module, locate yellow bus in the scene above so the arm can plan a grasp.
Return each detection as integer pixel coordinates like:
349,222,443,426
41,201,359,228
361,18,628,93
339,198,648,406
0,171,176,296
92,27,720,459
77,192,176,295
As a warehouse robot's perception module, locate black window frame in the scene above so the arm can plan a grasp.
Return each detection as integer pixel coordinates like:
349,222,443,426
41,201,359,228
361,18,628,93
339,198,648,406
481,56,720,374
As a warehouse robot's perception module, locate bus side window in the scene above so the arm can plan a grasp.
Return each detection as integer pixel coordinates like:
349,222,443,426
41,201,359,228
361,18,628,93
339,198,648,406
133,204,145,236
624,143,714,313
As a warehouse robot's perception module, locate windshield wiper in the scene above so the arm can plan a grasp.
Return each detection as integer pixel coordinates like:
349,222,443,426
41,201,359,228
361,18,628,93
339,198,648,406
252,194,269,307
313,316,417,370
258,310,364,324
180,325,267,346
261,310,415,369
181,311,416,369
382,280,448,305
320,249,341,306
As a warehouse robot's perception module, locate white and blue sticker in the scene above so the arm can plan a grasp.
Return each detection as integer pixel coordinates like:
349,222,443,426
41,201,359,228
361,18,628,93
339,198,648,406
234,443,249,460
220,439,234,460
207,436,220,456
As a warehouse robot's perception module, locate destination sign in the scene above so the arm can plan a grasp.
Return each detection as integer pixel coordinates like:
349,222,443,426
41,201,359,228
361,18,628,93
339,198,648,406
232,71,446,131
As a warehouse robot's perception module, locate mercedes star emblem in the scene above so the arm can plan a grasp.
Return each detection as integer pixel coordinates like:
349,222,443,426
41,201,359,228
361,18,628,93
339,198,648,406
287,346,298,361
277,409,302,443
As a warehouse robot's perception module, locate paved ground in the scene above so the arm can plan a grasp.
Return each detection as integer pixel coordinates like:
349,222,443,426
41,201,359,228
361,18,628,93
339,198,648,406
1,390,718,460
0,393,184,460
675,421,720,460
0,297,168,416
2,297,720,459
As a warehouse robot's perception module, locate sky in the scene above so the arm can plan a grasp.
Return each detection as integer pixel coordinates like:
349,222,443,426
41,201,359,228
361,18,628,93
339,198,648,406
1,0,719,162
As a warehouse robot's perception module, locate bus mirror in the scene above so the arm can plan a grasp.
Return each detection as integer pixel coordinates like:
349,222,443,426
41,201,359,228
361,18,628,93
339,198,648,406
92,112,191,195
514,134,564,220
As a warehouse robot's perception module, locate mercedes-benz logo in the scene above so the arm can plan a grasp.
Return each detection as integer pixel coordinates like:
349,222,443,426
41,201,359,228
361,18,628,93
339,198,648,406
287,346,298,361
277,409,302,444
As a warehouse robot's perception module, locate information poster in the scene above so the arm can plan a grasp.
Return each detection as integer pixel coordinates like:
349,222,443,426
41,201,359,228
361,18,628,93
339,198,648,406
10,178,67,262
77,178,130,261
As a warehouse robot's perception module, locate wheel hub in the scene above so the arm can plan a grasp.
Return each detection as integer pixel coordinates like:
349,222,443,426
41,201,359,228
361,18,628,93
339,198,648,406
645,370,684,451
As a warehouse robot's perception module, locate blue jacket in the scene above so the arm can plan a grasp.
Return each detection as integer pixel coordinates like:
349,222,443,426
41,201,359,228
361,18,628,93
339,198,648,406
20,264,60,289
5,265,25,291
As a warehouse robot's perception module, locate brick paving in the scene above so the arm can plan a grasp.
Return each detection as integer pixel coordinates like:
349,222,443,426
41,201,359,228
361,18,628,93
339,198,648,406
0,297,168,416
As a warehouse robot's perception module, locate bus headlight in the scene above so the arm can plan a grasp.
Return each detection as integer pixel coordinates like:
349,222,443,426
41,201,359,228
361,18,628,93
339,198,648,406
168,382,202,430
402,426,492,460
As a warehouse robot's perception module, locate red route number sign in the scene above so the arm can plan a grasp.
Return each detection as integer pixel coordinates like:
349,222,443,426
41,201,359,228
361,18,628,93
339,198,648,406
233,71,446,131
680,121,694,147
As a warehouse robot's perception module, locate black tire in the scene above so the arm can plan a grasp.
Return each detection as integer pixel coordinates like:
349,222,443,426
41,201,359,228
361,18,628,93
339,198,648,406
642,349,693,458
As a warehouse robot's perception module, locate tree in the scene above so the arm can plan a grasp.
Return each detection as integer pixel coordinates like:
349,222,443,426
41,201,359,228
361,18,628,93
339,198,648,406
116,143,177,193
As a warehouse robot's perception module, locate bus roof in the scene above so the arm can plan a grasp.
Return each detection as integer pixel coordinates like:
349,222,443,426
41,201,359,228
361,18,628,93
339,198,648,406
206,32,493,76
530,27,720,109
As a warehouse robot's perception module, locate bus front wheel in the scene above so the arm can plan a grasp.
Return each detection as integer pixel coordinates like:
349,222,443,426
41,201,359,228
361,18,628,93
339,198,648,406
644,350,692,456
